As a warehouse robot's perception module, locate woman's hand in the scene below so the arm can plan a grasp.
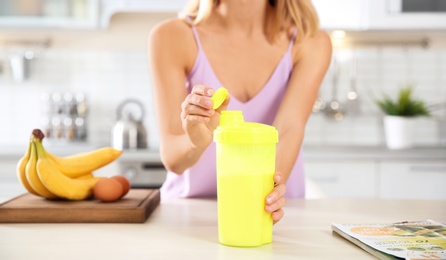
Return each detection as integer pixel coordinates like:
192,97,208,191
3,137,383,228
181,85,228,150
265,172,287,224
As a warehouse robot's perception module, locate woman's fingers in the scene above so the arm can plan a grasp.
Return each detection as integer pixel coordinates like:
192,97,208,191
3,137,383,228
188,92,213,108
266,173,287,224
274,172,283,186
181,99,214,119
266,182,286,205
265,188,286,213
272,208,284,224
181,87,215,121
182,93,213,111
192,84,214,96
183,114,210,123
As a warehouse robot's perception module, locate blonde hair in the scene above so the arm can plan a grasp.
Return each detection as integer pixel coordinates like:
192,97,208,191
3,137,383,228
179,0,320,42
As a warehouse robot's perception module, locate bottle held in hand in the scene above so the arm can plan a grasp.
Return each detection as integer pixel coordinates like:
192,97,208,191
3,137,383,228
214,108,278,247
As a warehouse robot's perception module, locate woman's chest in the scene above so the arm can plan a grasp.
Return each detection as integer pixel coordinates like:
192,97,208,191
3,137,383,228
199,37,291,102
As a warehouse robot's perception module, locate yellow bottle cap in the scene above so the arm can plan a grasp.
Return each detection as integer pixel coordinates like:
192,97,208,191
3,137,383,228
211,87,228,109
214,111,278,144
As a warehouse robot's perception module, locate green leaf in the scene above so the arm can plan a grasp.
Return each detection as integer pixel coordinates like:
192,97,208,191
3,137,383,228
374,86,431,117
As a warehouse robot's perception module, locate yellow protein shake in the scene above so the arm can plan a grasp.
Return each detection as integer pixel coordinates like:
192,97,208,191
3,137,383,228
213,109,278,247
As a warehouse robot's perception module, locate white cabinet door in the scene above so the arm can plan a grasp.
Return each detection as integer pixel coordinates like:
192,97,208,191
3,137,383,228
379,161,446,200
304,160,377,198
365,0,446,30
0,0,99,29
100,0,187,28
312,0,365,30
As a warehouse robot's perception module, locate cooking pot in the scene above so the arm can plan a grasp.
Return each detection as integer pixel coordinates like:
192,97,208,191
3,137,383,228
112,99,148,150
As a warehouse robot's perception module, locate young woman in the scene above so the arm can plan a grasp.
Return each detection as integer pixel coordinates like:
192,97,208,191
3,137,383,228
148,0,332,224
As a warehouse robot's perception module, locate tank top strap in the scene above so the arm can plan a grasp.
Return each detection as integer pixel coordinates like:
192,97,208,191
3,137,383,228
287,27,298,52
185,16,203,50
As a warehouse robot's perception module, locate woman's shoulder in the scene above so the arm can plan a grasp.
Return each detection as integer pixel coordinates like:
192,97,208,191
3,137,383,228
297,30,331,52
149,18,193,43
293,29,332,61
148,18,198,70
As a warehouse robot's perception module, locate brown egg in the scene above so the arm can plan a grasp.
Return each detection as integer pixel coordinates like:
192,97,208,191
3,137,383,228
93,178,123,202
111,175,131,198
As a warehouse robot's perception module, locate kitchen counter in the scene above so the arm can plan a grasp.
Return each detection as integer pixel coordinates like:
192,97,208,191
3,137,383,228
0,142,102,159
118,145,446,161
302,145,446,160
0,198,445,260
1,144,445,161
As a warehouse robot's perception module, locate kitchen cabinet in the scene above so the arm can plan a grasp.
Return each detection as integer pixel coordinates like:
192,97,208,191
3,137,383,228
365,0,446,30
0,0,186,29
313,0,446,31
304,159,378,198
305,158,446,200
99,0,187,28
312,0,366,30
379,160,446,200
101,0,367,30
0,0,99,29
302,146,446,200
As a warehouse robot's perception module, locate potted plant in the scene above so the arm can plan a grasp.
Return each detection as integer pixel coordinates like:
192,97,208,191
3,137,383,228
374,86,430,149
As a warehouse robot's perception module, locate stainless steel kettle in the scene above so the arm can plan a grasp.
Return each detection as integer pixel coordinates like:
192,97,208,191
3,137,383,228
112,99,148,150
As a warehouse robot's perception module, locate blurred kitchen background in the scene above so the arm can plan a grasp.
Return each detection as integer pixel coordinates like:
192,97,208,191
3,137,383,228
0,0,445,200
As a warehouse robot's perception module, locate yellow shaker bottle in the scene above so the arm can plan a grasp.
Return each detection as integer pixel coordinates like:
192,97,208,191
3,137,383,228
213,109,278,247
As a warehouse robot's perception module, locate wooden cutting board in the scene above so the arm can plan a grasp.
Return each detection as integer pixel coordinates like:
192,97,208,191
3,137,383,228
0,189,160,223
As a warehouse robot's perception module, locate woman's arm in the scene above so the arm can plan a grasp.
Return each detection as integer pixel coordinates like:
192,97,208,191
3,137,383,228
265,30,332,223
148,19,204,174
274,30,332,183
148,19,228,174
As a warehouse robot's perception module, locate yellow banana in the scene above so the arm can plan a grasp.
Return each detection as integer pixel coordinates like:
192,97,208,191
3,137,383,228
25,140,59,199
16,139,40,196
45,147,123,178
74,172,94,180
35,138,101,200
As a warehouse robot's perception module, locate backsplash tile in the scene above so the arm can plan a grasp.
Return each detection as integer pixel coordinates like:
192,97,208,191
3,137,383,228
0,50,159,149
0,46,445,149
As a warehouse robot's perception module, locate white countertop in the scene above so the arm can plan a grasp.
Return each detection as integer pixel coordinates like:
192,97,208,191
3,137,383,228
0,198,445,260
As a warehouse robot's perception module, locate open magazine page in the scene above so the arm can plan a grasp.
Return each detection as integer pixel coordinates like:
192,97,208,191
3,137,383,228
331,220,446,260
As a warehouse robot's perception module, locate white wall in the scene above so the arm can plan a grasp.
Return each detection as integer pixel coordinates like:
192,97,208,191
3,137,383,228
0,13,174,149
307,47,445,147
0,13,445,149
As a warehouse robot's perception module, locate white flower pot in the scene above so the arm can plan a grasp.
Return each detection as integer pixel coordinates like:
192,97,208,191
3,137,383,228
383,116,416,149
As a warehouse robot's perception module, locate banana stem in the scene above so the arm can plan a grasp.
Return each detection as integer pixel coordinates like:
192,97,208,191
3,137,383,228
34,138,47,159
32,129,45,141
31,129,46,159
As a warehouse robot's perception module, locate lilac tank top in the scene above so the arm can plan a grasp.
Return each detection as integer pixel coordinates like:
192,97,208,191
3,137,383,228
160,24,305,199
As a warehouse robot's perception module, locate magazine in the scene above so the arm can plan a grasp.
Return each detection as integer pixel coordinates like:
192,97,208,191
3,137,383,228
331,220,446,260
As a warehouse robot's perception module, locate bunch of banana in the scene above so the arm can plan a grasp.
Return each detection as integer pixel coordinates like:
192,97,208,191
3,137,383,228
16,129,123,200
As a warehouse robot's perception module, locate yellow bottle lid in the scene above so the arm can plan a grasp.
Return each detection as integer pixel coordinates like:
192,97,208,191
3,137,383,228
214,111,278,144
211,87,228,109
